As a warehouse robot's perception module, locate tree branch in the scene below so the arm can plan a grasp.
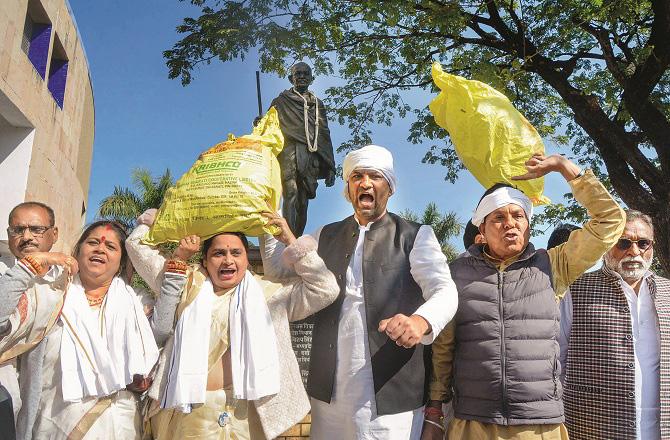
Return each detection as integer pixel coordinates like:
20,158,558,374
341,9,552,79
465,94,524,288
505,0,524,37
577,21,628,86
528,55,664,201
618,0,670,180
625,0,670,100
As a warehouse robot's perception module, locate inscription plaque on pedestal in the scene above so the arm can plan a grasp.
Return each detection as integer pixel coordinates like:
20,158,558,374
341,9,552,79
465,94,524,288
290,317,314,386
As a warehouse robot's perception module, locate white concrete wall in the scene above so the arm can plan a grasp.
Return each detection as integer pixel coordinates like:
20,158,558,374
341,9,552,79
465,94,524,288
0,0,94,253
0,115,35,241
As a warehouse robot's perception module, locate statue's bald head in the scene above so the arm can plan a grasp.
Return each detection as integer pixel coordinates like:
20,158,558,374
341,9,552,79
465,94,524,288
289,62,314,93
290,62,312,76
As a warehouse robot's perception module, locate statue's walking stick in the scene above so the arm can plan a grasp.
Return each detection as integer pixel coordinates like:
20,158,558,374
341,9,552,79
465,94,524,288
256,71,263,117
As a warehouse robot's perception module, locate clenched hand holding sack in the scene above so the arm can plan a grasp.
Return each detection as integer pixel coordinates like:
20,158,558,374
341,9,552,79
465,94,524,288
142,108,284,245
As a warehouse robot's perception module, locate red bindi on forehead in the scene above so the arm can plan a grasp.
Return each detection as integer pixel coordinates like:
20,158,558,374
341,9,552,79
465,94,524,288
100,236,106,243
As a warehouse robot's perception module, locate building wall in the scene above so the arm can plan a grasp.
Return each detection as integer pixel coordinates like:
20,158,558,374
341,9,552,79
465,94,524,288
0,0,94,261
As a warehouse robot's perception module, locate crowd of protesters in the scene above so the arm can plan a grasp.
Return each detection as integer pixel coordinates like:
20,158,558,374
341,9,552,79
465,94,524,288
1,144,666,440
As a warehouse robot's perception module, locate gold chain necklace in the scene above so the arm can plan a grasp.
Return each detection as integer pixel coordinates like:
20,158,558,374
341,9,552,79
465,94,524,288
86,294,105,308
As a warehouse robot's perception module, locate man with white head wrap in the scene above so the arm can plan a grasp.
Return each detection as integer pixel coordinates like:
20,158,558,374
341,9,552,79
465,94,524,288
263,144,459,439
423,154,625,440
470,186,533,228
341,144,398,200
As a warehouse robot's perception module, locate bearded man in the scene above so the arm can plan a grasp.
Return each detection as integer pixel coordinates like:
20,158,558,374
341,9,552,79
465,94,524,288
559,209,670,440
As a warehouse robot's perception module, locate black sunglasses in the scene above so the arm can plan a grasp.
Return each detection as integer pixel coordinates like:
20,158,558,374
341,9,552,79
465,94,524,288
615,238,653,251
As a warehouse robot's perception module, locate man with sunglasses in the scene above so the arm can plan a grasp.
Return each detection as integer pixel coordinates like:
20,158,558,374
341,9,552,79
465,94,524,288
559,209,669,439
0,202,60,430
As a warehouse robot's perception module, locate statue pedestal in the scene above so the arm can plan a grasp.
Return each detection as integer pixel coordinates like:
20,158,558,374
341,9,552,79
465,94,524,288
246,247,264,274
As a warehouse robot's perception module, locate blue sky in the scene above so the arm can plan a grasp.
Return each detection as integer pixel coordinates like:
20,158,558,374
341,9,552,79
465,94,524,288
69,0,573,251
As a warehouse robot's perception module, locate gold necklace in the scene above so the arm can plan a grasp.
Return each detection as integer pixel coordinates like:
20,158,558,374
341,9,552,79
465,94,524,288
86,294,105,308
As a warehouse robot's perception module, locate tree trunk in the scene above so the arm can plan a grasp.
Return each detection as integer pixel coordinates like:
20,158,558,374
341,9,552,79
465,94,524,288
631,201,670,278
523,56,670,273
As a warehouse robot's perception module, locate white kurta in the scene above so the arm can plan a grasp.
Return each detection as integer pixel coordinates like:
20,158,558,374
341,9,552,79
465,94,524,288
308,219,458,440
0,264,144,439
559,272,661,440
0,265,60,423
0,261,19,421
31,324,141,440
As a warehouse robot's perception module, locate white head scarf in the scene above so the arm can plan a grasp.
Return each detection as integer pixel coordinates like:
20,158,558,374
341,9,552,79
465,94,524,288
342,144,397,201
471,186,533,227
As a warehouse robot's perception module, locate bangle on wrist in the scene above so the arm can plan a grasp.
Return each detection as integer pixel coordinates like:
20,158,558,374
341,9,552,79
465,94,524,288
166,259,188,275
21,255,47,276
423,418,445,431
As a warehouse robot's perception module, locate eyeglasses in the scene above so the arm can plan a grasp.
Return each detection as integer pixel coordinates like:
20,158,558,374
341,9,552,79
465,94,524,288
615,238,654,251
7,225,53,237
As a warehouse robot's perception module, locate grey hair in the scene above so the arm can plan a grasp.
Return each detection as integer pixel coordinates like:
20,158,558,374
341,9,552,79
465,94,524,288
624,209,654,235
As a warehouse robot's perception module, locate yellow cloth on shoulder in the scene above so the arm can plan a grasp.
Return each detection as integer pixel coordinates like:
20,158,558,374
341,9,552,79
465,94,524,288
429,62,549,205
143,108,284,245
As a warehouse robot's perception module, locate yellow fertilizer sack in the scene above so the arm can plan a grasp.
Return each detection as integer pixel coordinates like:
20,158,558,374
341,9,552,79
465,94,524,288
142,108,284,245
429,62,550,205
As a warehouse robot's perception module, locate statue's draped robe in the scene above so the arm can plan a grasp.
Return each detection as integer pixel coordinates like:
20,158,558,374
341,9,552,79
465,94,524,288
271,89,336,199
270,89,336,235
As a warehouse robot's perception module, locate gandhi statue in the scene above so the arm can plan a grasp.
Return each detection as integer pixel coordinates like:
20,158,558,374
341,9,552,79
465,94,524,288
269,62,336,236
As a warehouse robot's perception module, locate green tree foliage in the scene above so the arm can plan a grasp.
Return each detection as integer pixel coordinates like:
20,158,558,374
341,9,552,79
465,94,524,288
97,168,174,231
98,168,175,293
165,0,670,271
400,202,461,261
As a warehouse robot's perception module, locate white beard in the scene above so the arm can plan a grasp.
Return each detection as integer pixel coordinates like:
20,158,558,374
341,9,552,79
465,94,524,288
604,254,652,282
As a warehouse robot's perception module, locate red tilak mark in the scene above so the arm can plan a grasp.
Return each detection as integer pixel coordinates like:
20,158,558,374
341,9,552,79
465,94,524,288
105,224,114,230
100,236,106,243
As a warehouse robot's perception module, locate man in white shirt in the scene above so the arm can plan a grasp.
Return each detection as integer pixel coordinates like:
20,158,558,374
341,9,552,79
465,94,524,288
264,144,459,439
559,209,670,440
0,201,61,428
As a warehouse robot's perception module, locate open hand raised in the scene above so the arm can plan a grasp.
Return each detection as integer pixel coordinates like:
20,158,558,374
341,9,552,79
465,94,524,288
512,153,581,181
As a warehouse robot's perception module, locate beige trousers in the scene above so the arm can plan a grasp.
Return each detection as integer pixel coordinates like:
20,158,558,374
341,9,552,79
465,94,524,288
150,388,262,440
447,418,570,440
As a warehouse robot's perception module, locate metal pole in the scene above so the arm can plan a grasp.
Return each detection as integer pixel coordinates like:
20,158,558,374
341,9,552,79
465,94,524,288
256,71,263,116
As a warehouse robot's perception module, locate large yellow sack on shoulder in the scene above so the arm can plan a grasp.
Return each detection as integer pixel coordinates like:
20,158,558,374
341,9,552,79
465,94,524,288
429,62,550,205
142,108,284,245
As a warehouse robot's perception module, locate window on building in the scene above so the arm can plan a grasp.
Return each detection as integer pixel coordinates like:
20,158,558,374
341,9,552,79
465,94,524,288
21,0,51,79
20,15,33,54
48,35,68,109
